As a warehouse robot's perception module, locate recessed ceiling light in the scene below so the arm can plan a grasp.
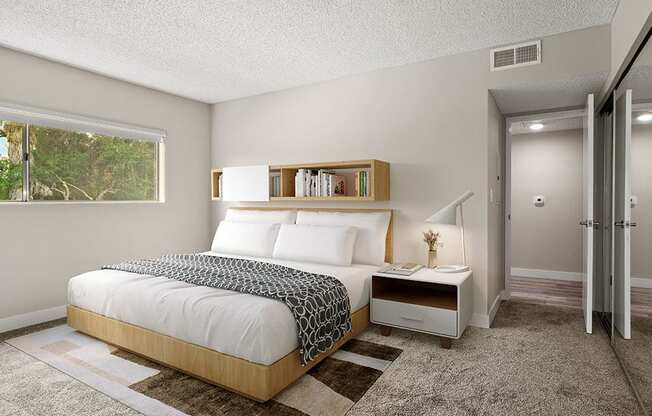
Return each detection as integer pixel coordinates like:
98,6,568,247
637,113,652,122
529,123,544,130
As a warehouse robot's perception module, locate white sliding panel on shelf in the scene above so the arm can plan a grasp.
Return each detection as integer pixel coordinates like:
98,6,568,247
221,165,269,202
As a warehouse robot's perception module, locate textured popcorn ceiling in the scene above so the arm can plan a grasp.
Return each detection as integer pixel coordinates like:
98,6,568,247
492,71,609,115
0,0,619,103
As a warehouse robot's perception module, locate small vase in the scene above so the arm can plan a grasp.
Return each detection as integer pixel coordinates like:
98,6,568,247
427,250,438,269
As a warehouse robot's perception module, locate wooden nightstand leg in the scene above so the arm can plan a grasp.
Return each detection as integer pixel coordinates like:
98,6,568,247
380,326,392,336
439,337,452,349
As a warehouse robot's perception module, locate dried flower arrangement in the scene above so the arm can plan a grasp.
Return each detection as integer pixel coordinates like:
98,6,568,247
423,229,440,252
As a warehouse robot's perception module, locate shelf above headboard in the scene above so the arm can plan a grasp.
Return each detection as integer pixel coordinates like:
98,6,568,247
211,159,389,202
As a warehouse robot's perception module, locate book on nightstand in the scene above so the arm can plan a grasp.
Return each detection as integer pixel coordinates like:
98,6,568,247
378,263,423,276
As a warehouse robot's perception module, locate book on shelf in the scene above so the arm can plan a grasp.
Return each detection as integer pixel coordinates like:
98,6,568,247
269,173,281,197
378,263,423,276
354,170,369,197
293,168,370,198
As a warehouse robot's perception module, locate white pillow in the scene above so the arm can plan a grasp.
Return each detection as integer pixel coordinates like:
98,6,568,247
296,211,390,265
225,209,296,224
211,221,280,258
272,224,358,266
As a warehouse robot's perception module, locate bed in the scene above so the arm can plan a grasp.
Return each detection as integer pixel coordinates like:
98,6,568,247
67,207,393,401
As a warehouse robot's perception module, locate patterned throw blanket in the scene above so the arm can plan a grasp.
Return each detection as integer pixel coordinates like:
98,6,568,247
102,254,352,365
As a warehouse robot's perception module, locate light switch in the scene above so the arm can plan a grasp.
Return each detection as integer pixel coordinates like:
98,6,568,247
533,195,545,207
631,195,638,208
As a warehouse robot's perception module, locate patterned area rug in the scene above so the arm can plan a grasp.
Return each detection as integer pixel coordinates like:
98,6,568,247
5,325,402,416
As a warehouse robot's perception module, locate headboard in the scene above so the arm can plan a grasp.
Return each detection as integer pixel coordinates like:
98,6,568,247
230,207,394,263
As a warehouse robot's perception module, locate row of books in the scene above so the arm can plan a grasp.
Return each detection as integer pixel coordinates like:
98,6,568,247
294,169,346,197
269,174,281,197
354,170,369,197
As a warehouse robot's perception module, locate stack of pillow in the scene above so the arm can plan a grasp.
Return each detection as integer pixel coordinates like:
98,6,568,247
211,209,390,267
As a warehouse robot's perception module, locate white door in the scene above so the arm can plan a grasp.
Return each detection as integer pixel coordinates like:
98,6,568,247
614,89,632,339
582,94,595,334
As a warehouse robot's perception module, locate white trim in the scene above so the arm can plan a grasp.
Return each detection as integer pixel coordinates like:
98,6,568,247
632,277,652,289
469,313,490,328
0,305,66,334
0,101,166,142
511,267,583,282
469,290,504,329
488,290,504,327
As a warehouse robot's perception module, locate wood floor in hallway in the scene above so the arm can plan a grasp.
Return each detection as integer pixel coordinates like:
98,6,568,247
510,276,582,308
511,275,652,317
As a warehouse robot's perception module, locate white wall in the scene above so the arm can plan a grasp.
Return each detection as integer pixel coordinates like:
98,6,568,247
211,48,491,319
0,47,212,322
631,124,652,280
600,1,652,101
210,26,610,324
486,92,505,311
510,129,583,273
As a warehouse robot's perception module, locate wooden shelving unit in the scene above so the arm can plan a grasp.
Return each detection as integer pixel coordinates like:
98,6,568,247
211,159,389,201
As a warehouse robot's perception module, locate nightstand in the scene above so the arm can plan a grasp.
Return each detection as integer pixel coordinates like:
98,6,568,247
370,268,473,348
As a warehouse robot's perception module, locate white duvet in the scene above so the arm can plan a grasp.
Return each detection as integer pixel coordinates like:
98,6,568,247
67,252,377,365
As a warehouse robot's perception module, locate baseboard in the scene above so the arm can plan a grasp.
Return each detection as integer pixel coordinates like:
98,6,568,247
469,313,490,328
0,305,67,334
488,290,504,327
632,277,652,289
469,291,504,329
511,267,582,282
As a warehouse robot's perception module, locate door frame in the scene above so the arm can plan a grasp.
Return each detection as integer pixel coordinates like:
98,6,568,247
504,108,587,299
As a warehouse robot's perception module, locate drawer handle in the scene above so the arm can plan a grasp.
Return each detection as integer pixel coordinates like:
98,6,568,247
400,316,424,323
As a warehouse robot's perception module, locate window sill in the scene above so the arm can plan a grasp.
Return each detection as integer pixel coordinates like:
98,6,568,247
0,200,165,206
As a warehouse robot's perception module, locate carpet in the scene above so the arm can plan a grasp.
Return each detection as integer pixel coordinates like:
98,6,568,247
0,301,644,415
614,315,652,413
5,325,402,416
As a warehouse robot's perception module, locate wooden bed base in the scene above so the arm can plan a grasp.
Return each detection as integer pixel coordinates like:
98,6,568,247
67,304,370,402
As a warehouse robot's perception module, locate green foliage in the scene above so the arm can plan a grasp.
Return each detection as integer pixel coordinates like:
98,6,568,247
0,122,158,201
0,158,22,200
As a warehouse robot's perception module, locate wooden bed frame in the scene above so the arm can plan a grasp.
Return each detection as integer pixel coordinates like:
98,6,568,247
67,208,392,402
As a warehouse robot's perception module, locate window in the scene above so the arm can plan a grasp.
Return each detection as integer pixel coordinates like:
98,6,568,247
0,103,165,202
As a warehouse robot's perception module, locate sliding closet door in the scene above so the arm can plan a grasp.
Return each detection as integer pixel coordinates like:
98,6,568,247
582,94,595,334
614,89,632,340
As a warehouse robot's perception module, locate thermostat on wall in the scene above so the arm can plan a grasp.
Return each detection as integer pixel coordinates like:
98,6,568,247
533,195,545,207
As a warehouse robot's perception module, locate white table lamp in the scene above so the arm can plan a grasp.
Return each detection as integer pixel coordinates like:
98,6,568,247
425,190,474,273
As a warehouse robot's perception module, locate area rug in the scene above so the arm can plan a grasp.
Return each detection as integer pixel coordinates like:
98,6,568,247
6,325,402,416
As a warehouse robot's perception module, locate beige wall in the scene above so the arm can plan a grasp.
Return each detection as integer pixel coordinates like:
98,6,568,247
0,47,212,319
210,26,610,323
486,93,505,307
211,48,492,319
511,129,583,272
631,124,652,279
601,1,652,101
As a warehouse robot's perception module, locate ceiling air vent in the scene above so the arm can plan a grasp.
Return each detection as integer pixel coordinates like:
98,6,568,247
490,40,541,71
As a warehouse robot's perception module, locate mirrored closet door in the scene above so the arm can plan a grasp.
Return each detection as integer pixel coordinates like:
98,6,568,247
611,32,652,413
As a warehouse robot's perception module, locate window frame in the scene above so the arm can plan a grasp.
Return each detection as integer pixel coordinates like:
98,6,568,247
0,102,166,204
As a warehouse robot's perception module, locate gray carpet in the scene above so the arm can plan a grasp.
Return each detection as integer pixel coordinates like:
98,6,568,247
0,343,138,416
348,301,642,416
0,301,643,415
614,315,652,413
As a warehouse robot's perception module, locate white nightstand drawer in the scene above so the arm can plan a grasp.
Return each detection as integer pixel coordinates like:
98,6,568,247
371,298,457,337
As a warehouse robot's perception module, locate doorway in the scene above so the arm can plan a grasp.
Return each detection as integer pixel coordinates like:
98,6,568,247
505,104,595,333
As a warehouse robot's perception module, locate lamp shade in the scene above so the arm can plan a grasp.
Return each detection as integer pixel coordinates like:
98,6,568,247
425,191,474,225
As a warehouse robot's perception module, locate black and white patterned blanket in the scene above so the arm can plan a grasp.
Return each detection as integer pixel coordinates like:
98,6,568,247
102,254,352,365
